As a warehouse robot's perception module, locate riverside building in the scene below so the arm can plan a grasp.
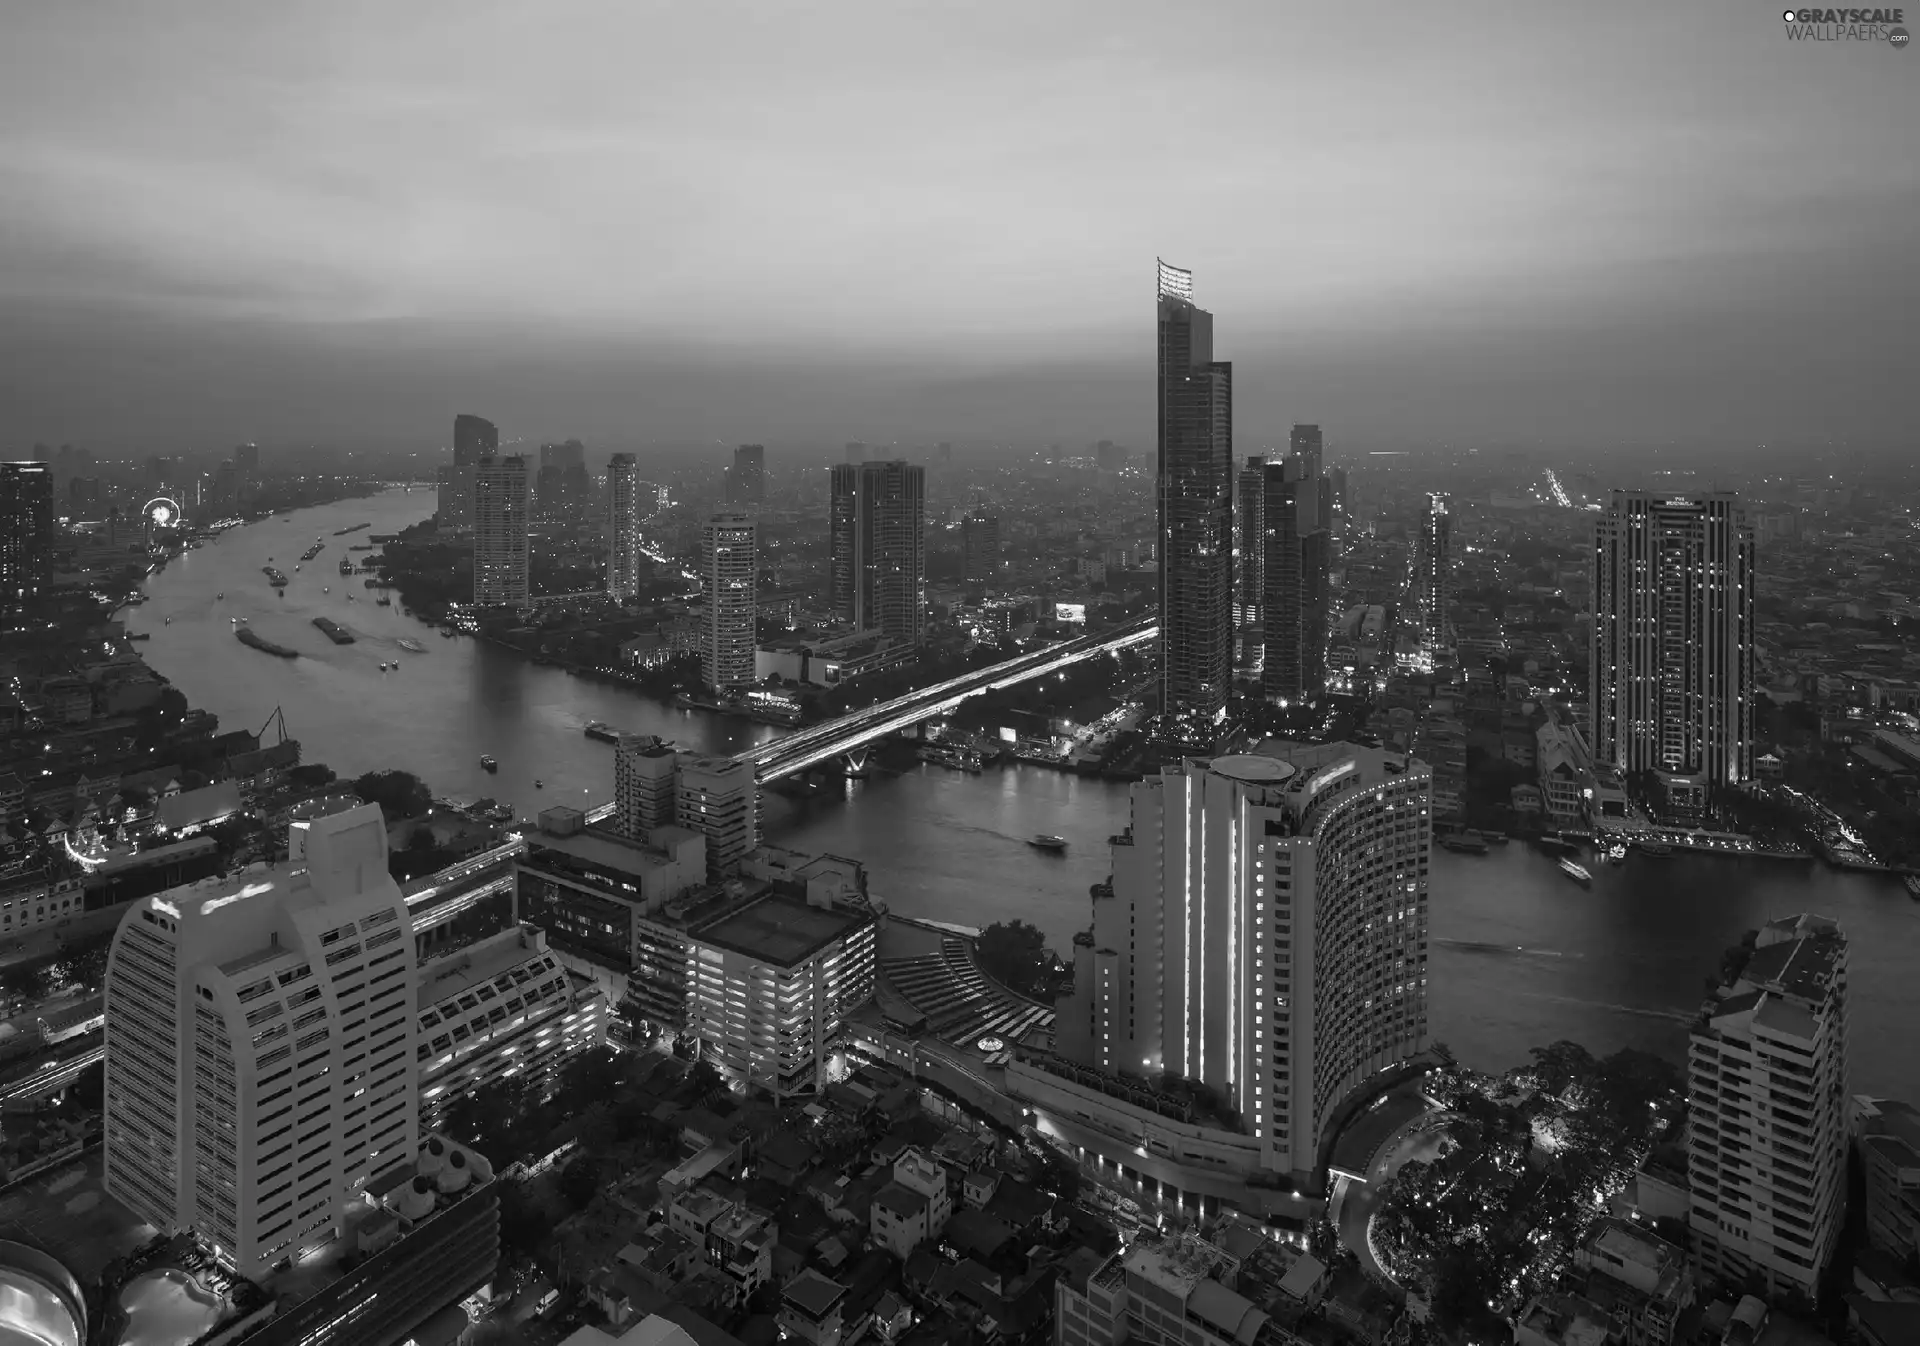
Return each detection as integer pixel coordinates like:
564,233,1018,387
472,454,532,608
1687,914,1848,1303
1039,741,1431,1206
102,804,418,1278
699,513,759,692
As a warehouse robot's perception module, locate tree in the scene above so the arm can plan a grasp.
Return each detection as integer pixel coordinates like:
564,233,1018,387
1527,1041,1598,1098
351,770,432,822
976,920,1049,999
558,1154,602,1211
288,763,337,789
687,1058,725,1098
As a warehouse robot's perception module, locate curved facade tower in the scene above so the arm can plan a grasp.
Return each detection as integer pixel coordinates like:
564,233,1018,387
1059,741,1431,1182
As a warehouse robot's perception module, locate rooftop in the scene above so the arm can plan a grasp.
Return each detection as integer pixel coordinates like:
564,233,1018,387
416,925,552,1009
526,822,702,880
695,890,867,968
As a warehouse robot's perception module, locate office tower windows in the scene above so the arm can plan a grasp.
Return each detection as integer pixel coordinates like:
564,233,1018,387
1235,456,1266,629
102,805,418,1279
961,513,1000,585
1,461,55,604
1059,742,1431,1181
700,513,758,691
1261,450,1331,702
828,460,926,646
606,453,641,602
453,413,497,467
1687,915,1847,1301
728,444,767,504
1289,423,1323,468
1155,260,1234,725
1416,493,1450,656
472,455,531,608
1592,490,1754,804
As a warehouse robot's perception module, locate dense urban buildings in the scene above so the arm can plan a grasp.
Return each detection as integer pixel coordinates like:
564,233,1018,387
605,452,642,602
698,513,758,692
101,805,418,1278
1592,490,1756,810
472,454,532,608
727,443,766,504
1048,741,1432,1188
961,511,1000,585
1154,260,1234,727
0,460,55,605
1687,914,1848,1303
453,413,498,466
828,459,927,646
438,412,498,531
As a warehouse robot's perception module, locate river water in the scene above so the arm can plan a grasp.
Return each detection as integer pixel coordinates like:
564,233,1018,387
132,490,1920,1096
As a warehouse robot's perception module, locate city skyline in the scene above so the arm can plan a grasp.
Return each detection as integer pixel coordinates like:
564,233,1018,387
2,4,1913,454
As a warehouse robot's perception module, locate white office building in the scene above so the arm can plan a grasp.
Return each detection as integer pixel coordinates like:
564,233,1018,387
102,804,418,1277
472,455,531,608
1687,914,1848,1302
1050,742,1430,1185
700,513,759,691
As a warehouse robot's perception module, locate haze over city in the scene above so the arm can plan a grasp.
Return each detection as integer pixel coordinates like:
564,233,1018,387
3,0,1916,456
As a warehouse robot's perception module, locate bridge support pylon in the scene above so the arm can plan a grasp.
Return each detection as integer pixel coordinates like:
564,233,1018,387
842,748,870,777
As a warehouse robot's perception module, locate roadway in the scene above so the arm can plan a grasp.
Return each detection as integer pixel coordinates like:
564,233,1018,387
742,614,1157,781
0,1035,103,1106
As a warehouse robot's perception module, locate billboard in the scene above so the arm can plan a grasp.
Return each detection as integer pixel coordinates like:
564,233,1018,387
1054,602,1087,624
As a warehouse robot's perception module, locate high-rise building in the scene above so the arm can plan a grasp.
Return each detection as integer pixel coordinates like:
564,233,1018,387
1234,456,1266,630
1054,741,1430,1183
961,512,1000,585
1415,493,1450,655
1592,491,1755,804
828,460,926,646
453,413,498,467
676,755,758,877
1,461,55,604
700,513,759,691
1261,452,1331,702
606,453,642,602
102,804,418,1278
614,735,681,842
472,455,531,608
435,465,473,531
1155,260,1234,726
728,444,767,504
1687,914,1848,1301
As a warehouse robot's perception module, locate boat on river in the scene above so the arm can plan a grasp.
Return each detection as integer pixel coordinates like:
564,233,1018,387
480,755,498,772
1439,833,1489,855
396,638,426,654
1905,875,1920,901
584,721,622,743
312,617,354,644
235,626,298,658
1030,835,1068,852
1559,858,1593,886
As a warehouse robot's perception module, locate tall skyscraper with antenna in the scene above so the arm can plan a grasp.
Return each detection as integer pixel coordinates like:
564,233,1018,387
1156,260,1234,727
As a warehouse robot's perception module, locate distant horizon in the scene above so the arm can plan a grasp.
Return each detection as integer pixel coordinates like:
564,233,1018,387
3,4,1913,456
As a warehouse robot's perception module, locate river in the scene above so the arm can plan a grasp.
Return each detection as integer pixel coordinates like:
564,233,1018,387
131,490,1920,1096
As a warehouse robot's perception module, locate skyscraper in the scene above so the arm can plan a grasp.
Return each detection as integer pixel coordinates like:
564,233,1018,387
829,460,926,645
1261,450,1331,702
1056,742,1431,1182
961,512,1000,585
1415,493,1451,655
102,804,418,1278
472,455,531,608
614,734,681,842
606,453,642,602
1155,260,1234,725
700,513,758,691
1592,490,1754,804
728,444,767,504
0,461,55,605
1687,914,1848,1301
453,413,498,466
1235,456,1266,630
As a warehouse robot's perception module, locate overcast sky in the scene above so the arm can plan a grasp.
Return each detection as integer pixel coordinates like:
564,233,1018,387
2,1,1915,457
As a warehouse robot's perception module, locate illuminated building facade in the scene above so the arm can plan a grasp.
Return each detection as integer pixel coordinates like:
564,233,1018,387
829,460,927,645
1687,915,1847,1302
1155,260,1234,726
1234,456,1266,632
102,805,418,1277
606,453,642,602
700,513,759,691
1054,742,1430,1183
0,460,54,605
1415,492,1450,657
415,924,608,1127
472,455,531,608
1592,490,1755,803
